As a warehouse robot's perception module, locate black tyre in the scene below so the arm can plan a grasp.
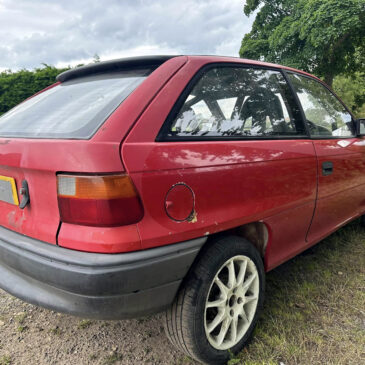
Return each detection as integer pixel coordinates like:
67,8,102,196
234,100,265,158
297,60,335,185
163,235,265,364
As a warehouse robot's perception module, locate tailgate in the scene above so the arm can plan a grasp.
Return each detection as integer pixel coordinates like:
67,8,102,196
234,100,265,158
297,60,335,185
0,141,59,243
0,139,124,244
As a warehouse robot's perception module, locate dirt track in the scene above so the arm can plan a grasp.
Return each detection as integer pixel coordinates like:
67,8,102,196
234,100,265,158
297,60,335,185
0,289,195,365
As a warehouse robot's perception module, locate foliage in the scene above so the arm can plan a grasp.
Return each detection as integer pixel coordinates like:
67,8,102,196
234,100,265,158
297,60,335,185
231,220,365,364
0,65,68,116
333,72,365,117
240,0,365,87
93,53,101,63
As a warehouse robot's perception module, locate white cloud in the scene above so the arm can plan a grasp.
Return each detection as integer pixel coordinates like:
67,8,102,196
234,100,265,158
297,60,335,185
0,0,253,70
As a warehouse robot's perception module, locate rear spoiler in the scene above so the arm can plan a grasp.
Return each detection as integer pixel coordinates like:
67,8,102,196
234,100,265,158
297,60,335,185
57,55,178,83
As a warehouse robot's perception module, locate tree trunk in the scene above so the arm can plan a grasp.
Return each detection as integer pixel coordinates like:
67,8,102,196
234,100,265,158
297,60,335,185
324,73,334,88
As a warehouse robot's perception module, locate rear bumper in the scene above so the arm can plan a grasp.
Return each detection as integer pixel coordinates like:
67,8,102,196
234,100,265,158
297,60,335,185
0,226,206,319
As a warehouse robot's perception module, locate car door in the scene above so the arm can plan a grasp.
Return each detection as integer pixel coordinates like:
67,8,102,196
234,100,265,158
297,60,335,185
123,62,317,271
287,72,365,243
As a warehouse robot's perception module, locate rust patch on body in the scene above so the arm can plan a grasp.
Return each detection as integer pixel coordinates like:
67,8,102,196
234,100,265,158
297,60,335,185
187,210,197,223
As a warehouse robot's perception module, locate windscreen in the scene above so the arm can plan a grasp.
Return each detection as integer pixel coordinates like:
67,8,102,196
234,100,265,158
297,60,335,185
0,69,151,139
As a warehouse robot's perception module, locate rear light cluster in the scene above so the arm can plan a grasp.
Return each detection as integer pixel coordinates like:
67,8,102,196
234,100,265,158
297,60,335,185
57,174,143,227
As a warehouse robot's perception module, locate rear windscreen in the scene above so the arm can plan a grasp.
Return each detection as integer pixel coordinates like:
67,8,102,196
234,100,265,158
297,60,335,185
0,69,151,139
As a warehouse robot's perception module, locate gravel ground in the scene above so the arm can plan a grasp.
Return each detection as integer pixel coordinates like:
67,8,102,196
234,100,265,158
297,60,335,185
0,290,196,365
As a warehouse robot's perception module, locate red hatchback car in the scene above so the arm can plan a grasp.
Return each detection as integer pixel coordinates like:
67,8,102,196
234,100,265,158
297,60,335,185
0,55,364,364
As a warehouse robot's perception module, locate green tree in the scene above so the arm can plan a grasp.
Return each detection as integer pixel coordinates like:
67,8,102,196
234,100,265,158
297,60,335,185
93,53,101,63
333,72,365,117
0,65,68,116
240,0,365,87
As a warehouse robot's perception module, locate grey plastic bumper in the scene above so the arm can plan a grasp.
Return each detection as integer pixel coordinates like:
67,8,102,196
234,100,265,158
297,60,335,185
0,226,206,319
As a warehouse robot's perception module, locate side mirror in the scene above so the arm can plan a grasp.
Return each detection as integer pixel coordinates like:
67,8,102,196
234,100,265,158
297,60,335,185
356,119,365,136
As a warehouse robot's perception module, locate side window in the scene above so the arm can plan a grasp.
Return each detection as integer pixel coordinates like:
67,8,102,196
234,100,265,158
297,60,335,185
288,73,354,137
165,67,306,138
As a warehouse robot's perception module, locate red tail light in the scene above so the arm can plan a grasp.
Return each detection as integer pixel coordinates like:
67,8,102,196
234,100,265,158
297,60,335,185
57,174,143,227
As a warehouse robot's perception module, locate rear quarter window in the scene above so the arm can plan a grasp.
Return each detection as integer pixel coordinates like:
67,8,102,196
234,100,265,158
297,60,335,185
159,65,306,140
0,69,151,139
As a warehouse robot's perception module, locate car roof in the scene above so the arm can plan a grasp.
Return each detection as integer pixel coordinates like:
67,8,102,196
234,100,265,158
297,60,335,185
186,55,318,79
57,55,320,83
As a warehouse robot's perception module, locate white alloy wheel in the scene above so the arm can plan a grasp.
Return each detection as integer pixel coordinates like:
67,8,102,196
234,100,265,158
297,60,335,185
164,236,264,364
204,255,259,350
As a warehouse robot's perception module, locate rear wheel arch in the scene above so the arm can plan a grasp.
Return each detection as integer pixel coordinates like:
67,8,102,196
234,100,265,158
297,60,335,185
230,222,269,258
183,222,269,282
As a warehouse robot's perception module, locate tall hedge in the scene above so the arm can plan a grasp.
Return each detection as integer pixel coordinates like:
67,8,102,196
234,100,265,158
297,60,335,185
0,65,68,116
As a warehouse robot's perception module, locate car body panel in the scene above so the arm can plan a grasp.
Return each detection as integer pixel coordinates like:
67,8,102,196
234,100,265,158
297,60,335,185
91,56,188,143
0,139,124,244
307,138,365,242
121,56,320,270
122,140,317,272
57,222,141,253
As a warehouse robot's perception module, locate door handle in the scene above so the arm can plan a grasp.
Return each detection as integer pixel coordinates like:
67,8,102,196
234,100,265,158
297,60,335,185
322,161,333,176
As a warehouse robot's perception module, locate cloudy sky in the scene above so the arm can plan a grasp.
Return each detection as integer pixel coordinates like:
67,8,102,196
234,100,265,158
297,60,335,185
0,0,254,71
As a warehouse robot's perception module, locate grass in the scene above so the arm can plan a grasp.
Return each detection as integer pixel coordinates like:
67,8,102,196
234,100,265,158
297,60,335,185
49,326,61,335
15,312,28,333
102,352,123,365
14,313,26,325
230,219,365,365
0,355,11,365
16,326,27,333
78,319,92,329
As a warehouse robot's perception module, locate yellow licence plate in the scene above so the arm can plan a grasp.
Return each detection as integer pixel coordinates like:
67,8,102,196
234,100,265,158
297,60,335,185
0,175,19,206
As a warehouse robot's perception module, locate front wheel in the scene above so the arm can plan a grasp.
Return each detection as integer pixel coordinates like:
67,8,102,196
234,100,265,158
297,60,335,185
163,235,265,364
